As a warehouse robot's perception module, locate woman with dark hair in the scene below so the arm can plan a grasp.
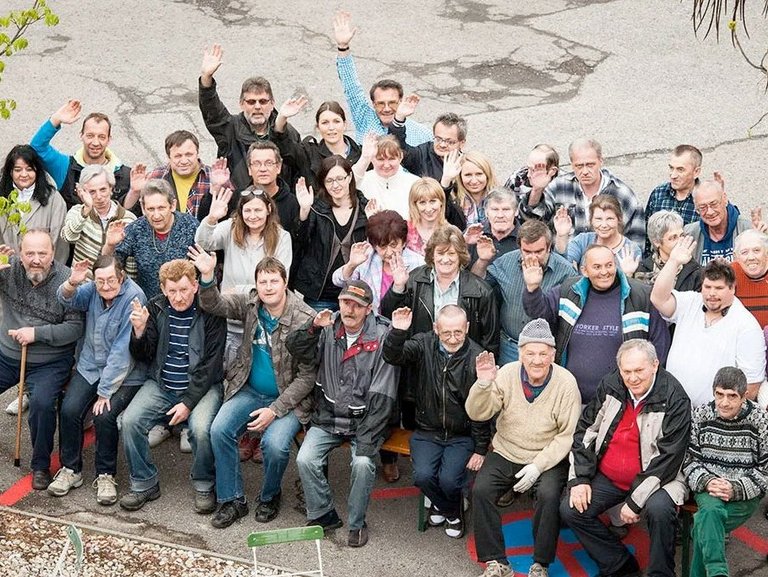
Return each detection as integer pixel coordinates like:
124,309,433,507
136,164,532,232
0,144,68,261
294,155,368,311
195,186,292,363
274,98,361,188
332,210,424,312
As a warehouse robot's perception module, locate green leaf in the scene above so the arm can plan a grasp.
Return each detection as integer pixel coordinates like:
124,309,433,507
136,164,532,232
12,38,29,51
0,107,9,119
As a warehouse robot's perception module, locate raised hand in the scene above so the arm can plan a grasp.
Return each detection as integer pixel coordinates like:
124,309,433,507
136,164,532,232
441,149,462,185
207,187,233,222
76,183,93,212
750,206,767,232
279,96,309,119
391,307,413,331
553,205,572,237
210,157,230,193
0,244,13,268
668,235,695,266
528,162,553,191
361,132,378,160
396,94,419,119
51,99,82,127
130,163,148,194
69,259,91,286
201,44,224,80
349,241,372,268
475,351,498,382
713,170,725,193
187,244,217,279
296,177,314,212
617,246,640,277
130,297,150,337
364,197,380,219
313,309,334,328
390,251,410,288
105,221,126,248
521,254,544,291
333,11,357,48
463,223,484,246
475,235,497,262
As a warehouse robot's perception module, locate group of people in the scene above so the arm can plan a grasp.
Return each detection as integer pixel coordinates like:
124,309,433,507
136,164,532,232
0,10,767,577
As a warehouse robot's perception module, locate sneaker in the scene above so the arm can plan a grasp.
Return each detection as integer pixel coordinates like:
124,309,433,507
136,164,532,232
307,508,343,530
194,490,216,514
528,563,548,577
119,484,161,511
480,560,513,577
31,469,52,490
5,392,28,415
445,505,465,539
47,467,83,497
254,492,281,523
180,427,192,453
148,425,171,448
348,524,368,547
93,474,118,506
211,500,249,529
428,504,446,527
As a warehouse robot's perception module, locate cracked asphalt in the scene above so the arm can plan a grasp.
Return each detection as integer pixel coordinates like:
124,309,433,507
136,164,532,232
1,1,768,576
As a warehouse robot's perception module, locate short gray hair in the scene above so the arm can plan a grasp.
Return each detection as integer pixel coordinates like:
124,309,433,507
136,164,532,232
568,138,602,160
485,187,517,210
616,339,658,367
692,179,724,200
79,164,115,188
140,179,175,205
734,229,768,253
646,210,683,251
436,304,467,323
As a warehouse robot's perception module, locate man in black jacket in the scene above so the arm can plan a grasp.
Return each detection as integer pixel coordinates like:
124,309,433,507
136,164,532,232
560,339,691,577
120,259,226,513
198,44,301,190
383,304,489,539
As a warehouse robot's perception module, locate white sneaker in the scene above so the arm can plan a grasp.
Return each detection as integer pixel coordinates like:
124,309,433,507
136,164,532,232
93,473,118,505
528,563,548,577
179,427,192,453
148,425,171,448
480,561,513,577
47,467,83,497
5,393,29,415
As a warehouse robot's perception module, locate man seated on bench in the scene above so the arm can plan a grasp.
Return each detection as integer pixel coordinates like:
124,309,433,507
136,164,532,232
287,280,399,548
683,366,768,577
383,304,490,540
466,319,581,577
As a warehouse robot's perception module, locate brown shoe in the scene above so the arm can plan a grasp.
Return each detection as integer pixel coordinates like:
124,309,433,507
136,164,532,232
238,435,253,462
382,462,400,483
251,437,263,464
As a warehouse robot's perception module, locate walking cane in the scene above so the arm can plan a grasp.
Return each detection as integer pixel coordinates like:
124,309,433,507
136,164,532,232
13,343,28,468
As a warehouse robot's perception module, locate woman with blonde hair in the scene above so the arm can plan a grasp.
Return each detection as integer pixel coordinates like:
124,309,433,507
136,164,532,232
448,151,497,227
406,177,448,255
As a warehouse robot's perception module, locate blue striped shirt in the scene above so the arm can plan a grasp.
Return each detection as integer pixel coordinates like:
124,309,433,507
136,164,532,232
161,305,195,391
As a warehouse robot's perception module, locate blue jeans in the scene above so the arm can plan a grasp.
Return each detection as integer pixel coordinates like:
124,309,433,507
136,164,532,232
210,387,301,503
499,334,519,365
296,426,376,530
121,378,222,492
409,429,474,518
303,298,339,313
0,351,73,471
59,370,139,475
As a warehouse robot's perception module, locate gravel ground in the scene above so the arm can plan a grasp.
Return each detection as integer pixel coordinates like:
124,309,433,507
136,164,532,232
0,508,287,577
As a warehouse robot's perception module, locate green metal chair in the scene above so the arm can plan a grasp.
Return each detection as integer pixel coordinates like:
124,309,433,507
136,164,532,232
247,525,325,577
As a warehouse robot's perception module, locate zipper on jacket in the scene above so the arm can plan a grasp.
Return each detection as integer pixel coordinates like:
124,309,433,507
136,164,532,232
441,360,449,441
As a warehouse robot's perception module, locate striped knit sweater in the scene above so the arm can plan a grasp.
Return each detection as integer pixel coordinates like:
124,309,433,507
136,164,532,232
683,399,768,501
61,203,138,277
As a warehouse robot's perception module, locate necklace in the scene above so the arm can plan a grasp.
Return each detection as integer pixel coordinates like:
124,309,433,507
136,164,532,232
152,222,175,253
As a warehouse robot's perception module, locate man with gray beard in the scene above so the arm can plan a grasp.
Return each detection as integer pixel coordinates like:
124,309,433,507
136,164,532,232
0,230,83,489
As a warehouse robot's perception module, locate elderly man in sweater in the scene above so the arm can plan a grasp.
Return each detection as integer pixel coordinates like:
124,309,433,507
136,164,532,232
467,319,581,577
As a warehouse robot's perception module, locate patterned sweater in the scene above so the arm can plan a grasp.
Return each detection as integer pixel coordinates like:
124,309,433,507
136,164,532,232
683,400,768,501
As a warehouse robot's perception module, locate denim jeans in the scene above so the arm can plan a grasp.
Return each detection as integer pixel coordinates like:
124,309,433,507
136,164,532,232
59,370,139,475
499,334,519,365
559,472,678,577
303,298,340,313
296,426,376,530
0,351,73,471
409,429,474,518
210,387,301,503
121,378,222,492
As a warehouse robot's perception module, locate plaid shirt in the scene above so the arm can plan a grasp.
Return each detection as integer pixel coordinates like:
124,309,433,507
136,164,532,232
543,167,646,246
147,162,211,218
505,165,556,223
336,55,433,146
644,181,700,226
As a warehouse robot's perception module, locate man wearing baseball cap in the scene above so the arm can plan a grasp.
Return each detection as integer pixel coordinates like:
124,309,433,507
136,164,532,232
287,280,399,548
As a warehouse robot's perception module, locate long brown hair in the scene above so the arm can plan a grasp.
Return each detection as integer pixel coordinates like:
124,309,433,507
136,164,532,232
231,189,282,254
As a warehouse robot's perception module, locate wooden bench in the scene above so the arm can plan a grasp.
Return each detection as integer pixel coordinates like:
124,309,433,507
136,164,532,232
294,427,428,531
679,501,698,577
247,525,325,577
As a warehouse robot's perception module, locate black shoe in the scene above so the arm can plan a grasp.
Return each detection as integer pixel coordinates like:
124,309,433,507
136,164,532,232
308,508,343,530
118,484,161,511
348,524,368,547
254,492,281,523
211,500,249,529
427,504,446,527
444,501,465,539
496,487,516,508
605,555,640,577
31,469,52,490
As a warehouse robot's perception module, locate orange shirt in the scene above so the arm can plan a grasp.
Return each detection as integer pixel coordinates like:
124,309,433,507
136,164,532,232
732,261,768,328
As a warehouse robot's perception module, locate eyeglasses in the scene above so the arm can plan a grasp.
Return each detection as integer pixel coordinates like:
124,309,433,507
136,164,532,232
373,100,400,109
241,188,267,197
243,98,272,106
695,199,723,213
249,160,278,168
324,175,350,186
95,276,120,288
434,136,458,146
438,330,465,339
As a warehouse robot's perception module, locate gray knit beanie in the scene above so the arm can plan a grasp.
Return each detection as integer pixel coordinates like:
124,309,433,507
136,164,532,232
518,318,555,348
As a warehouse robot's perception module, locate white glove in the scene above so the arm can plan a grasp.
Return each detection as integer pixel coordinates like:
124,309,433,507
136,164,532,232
512,463,541,493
